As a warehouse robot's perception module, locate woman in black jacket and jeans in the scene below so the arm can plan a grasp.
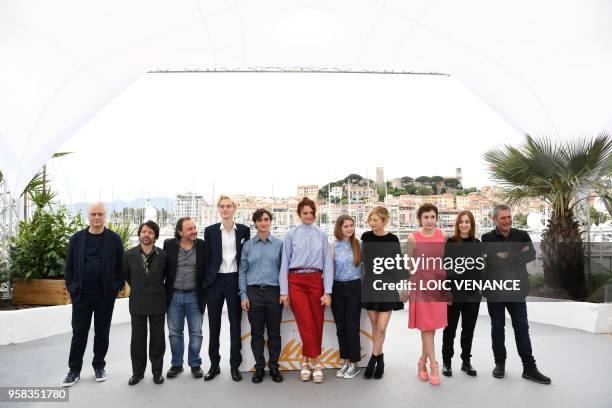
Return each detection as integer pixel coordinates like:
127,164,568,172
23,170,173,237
441,211,484,377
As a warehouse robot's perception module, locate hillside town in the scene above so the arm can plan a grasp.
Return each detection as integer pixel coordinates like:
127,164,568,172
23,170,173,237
120,167,564,234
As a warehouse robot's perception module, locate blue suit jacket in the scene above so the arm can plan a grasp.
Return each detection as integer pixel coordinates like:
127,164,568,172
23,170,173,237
203,222,250,288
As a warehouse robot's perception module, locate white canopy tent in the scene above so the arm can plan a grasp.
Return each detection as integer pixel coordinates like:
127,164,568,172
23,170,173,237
1,0,612,197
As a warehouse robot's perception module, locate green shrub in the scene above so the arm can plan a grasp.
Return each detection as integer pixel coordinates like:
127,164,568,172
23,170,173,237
529,273,546,287
10,207,84,280
586,271,612,303
590,270,612,289
107,221,135,250
0,255,8,284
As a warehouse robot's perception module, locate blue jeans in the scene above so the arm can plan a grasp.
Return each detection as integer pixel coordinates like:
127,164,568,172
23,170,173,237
167,290,203,367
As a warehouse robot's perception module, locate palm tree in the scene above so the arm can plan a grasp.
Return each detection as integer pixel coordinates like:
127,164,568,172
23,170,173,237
594,176,612,217
0,152,72,207
484,134,612,298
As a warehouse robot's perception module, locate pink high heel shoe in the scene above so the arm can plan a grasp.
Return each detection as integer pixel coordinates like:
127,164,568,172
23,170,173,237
429,361,440,386
418,357,429,381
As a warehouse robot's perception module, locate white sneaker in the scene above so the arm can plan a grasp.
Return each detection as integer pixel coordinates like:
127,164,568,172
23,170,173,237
344,364,361,379
336,362,350,378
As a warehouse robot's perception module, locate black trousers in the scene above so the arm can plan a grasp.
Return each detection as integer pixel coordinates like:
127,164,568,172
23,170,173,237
331,279,362,363
246,285,283,370
68,294,115,372
441,300,480,362
206,272,242,369
487,301,536,369
130,314,166,376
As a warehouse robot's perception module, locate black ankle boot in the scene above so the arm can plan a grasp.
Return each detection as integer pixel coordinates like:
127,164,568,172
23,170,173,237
492,363,505,379
522,366,551,384
373,354,385,379
364,354,377,379
461,360,477,376
442,359,452,377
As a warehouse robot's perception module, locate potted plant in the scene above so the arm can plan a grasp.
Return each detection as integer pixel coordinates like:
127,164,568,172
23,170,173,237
10,206,84,305
484,133,612,299
8,152,132,304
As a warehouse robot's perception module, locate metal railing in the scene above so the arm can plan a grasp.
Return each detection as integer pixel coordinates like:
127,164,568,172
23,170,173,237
0,179,18,299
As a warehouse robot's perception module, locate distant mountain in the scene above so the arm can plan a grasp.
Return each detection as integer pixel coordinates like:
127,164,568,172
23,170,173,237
64,197,175,216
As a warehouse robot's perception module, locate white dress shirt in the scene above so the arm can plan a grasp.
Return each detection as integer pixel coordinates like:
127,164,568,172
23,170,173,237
219,222,238,273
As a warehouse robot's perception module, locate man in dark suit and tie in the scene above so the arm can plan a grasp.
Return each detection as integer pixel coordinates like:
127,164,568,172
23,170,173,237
163,217,206,379
203,195,250,382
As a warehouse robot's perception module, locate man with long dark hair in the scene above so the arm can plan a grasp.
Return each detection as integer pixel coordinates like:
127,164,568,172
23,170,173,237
163,217,206,379
125,220,167,385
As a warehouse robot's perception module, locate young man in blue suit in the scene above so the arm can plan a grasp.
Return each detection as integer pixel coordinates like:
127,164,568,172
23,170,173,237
203,195,250,381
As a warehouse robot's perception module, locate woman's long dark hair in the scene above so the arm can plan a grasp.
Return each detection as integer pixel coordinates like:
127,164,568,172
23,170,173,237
452,210,476,241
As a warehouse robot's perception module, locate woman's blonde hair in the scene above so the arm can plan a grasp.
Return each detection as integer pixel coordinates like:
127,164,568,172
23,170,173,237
367,206,389,224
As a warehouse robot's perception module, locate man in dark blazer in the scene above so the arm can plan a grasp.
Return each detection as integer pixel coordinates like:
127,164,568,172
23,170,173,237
203,195,250,381
482,204,550,385
124,220,167,386
163,217,206,379
62,202,125,387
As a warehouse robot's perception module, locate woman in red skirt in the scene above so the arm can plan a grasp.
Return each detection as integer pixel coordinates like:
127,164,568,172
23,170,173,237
279,197,333,383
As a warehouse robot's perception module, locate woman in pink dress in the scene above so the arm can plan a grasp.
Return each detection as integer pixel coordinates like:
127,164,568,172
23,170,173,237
406,204,448,386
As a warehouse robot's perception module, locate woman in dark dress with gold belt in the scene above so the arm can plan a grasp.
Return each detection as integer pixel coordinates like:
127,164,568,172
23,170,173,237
361,206,404,379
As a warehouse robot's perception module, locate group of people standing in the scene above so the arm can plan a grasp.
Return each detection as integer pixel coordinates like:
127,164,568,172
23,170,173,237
61,196,551,388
